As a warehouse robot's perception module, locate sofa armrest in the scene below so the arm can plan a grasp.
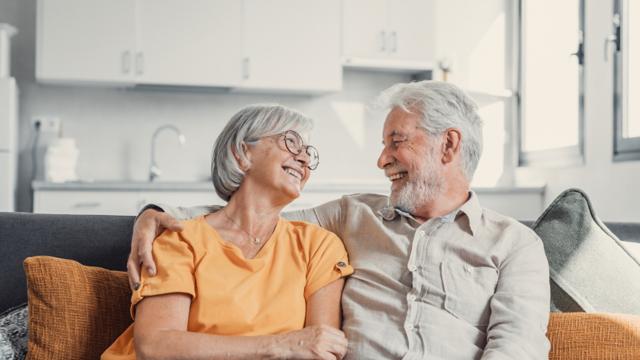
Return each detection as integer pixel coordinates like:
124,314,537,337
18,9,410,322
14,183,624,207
548,312,640,359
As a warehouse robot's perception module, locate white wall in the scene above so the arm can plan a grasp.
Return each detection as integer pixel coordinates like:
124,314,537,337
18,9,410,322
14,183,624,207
515,0,640,222
1,0,409,212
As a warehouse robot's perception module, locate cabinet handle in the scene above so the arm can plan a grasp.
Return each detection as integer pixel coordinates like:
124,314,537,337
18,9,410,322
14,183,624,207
390,31,397,53
379,31,387,52
242,57,250,80
604,13,620,62
136,52,145,75
73,201,101,208
121,51,131,74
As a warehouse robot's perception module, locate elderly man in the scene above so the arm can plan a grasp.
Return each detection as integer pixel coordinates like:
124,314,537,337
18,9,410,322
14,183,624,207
128,81,550,359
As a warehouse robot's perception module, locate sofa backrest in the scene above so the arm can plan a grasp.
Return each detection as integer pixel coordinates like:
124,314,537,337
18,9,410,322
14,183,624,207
0,212,134,312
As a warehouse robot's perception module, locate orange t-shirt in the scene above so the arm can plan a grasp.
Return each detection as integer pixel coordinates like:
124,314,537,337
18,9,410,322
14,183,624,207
101,216,353,359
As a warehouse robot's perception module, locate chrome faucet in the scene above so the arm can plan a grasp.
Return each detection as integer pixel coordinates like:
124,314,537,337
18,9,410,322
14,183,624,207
149,124,186,182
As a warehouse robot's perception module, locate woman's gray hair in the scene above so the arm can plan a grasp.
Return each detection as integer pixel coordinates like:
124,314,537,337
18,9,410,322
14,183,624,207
211,104,313,201
377,80,483,181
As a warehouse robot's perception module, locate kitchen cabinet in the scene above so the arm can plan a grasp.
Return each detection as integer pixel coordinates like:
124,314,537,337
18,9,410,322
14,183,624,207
36,0,136,84
342,0,436,72
33,188,224,216
239,0,342,92
37,0,242,87
33,190,141,215
135,0,242,86
36,0,341,92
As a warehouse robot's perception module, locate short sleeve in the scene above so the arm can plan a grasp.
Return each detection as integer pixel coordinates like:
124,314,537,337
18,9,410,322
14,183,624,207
130,228,196,318
304,231,353,299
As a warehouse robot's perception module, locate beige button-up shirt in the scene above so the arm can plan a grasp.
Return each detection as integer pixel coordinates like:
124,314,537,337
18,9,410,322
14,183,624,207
166,191,550,359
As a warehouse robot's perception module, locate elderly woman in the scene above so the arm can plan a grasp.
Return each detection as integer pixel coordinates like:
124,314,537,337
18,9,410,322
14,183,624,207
102,104,353,360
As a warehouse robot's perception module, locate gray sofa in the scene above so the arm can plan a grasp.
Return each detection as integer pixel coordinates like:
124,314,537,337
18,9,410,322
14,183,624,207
1,189,640,358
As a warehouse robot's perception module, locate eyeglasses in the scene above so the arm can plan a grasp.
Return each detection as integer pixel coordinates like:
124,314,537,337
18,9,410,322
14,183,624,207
279,130,320,170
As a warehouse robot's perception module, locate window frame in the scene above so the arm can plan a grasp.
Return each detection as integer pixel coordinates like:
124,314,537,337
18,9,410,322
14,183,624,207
517,0,586,167
613,0,640,161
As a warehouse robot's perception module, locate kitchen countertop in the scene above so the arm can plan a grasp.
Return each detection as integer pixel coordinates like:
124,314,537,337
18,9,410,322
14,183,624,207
32,180,545,194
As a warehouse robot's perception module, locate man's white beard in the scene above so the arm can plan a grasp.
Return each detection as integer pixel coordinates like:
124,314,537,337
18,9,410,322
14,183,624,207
390,151,446,214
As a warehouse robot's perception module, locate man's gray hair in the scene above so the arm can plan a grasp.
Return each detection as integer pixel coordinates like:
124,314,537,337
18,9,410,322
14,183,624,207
378,80,483,181
211,104,313,201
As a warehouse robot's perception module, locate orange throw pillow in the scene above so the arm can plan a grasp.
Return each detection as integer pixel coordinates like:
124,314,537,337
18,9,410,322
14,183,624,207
23,256,132,360
548,312,640,359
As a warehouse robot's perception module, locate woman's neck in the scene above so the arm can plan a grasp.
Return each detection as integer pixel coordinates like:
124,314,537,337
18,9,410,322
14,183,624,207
221,187,285,234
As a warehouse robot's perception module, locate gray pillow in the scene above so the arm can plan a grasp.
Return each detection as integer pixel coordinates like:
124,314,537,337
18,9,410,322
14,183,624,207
533,188,640,314
0,303,28,360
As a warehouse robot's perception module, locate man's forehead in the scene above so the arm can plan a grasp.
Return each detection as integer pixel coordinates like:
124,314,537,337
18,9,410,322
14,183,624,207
382,118,421,139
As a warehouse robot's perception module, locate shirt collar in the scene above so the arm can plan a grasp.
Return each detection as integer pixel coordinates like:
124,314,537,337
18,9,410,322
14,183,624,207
378,190,482,235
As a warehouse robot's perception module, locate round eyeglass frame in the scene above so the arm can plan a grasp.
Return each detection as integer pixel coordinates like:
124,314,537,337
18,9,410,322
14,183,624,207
281,130,319,170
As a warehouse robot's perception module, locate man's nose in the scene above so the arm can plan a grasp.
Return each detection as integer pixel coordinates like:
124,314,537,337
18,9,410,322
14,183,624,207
377,147,392,169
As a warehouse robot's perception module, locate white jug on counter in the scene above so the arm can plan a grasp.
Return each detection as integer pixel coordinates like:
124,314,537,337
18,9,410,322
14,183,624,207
44,138,79,183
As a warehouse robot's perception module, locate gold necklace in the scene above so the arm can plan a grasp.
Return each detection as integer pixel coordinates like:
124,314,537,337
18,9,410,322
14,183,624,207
221,208,267,245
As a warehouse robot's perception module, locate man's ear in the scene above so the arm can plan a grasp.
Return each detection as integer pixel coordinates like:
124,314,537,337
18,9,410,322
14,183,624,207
232,142,252,171
441,128,462,164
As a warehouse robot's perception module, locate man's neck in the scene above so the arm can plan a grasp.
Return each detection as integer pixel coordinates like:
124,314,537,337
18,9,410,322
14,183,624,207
410,188,470,223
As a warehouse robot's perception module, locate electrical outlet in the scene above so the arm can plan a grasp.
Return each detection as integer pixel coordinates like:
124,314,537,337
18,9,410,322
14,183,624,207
32,117,61,133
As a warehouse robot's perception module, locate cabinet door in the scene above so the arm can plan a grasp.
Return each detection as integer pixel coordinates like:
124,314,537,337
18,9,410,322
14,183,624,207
138,191,224,213
135,0,243,87
241,0,342,92
387,0,436,62
36,0,136,83
33,190,141,215
342,0,387,59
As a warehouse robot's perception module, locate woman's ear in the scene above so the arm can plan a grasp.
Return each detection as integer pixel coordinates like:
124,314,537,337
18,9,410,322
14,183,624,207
441,128,462,164
232,142,252,171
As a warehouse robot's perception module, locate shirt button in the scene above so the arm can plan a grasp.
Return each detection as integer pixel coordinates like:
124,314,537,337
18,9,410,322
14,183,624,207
417,230,426,238
408,294,417,302
464,265,473,274
408,264,417,272
336,261,347,268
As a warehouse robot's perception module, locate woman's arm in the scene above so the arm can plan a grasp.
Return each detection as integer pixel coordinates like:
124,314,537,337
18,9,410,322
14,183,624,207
306,278,345,328
304,279,348,357
134,292,347,360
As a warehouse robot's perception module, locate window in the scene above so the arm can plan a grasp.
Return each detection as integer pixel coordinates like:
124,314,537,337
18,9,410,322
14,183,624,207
518,0,585,166
613,0,640,160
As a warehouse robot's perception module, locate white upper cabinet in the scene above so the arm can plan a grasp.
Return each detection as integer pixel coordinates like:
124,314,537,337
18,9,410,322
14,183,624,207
37,0,242,87
241,0,342,92
387,0,436,62
135,0,242,87
342,0,436,71
342,0,387,60
37,0,136,84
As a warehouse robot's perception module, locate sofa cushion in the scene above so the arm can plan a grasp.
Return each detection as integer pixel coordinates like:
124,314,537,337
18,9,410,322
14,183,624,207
548,312,640,359
0,303,28,360
533,188,640,314
23,256,132,360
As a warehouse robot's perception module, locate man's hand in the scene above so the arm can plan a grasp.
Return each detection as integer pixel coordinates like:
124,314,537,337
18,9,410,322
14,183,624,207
127,208,184,290
273,325,348,360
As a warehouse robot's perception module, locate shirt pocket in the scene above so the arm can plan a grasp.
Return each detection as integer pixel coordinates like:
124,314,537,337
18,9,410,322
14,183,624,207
442,260,498,326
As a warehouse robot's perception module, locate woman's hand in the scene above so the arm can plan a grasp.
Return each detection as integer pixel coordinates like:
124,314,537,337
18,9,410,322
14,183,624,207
127,207,183,290
272,325,348,360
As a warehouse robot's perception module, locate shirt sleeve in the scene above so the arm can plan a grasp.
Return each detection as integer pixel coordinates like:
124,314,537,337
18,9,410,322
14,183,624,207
130,228,197,318
284,198,345,237
304,231,353,299
481,230,551,359
139,203,215,221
